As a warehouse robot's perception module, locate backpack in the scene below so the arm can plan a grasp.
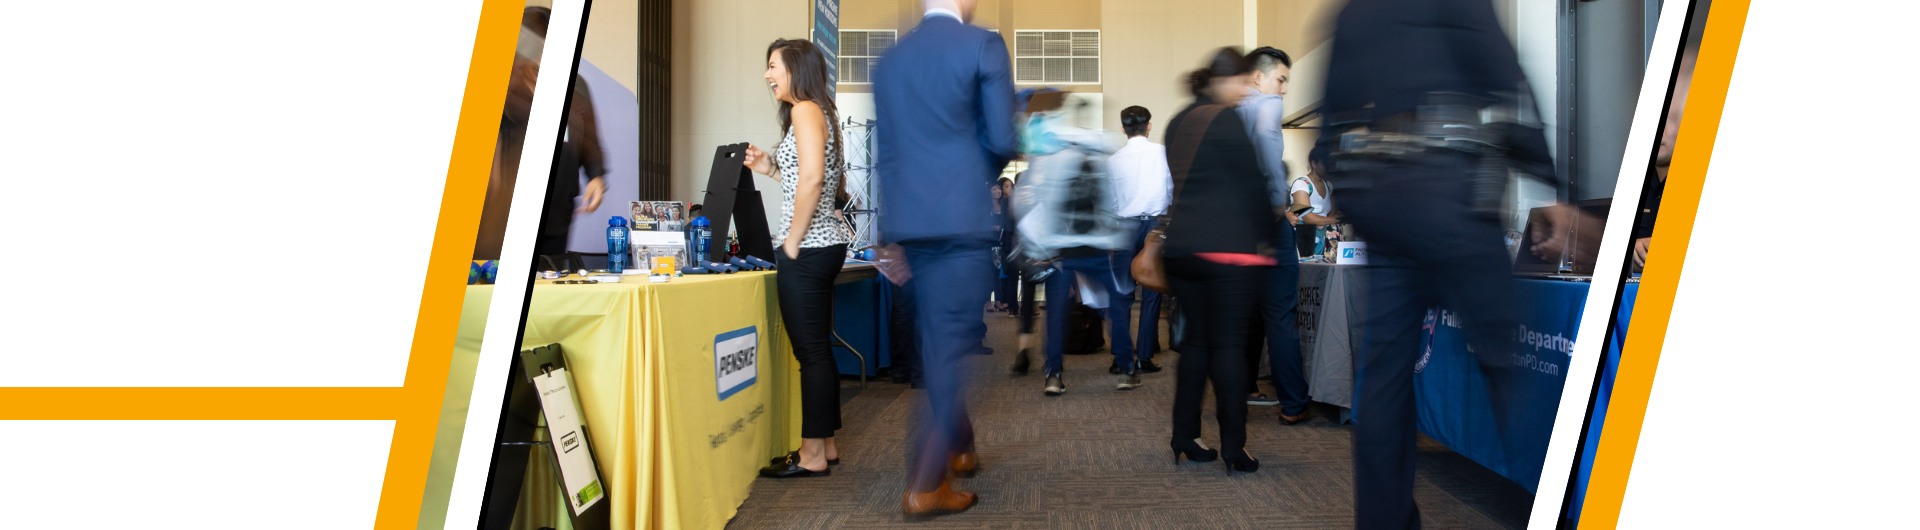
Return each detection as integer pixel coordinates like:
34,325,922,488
1065,301,1106,355
1017,127,1131,261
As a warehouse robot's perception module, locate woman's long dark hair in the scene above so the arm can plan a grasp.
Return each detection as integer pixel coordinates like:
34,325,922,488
767,39,845,175
1187,46,1252,97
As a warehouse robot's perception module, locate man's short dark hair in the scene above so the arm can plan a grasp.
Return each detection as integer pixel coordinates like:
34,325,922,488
1120,106,1152,137
1246,46,1292,75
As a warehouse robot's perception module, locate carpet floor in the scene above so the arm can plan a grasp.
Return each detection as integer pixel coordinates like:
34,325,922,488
726,307,1534,529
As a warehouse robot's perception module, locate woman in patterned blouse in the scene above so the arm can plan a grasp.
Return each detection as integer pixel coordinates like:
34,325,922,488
743,38,855,479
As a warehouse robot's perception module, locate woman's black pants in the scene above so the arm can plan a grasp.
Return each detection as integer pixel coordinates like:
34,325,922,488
1166,256,1266,453
777,244,848,439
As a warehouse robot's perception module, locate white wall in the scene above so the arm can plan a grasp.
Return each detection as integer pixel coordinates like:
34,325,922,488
1501,0,1564,234
1101,0,1246,144
1574,0,1647,200
1510,0,1560,160
563,60,643,252
671,0,808,229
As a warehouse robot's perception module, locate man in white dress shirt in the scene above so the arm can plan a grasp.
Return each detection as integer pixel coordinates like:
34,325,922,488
1107,105,1171,374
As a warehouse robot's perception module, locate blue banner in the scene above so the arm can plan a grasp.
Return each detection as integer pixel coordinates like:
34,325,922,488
812,0,839,96
832,275,892,375
1414,279,1590,492
1571,281,1637,520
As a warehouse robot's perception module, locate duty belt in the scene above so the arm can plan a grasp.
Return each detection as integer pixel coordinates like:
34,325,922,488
1326,98,1524,214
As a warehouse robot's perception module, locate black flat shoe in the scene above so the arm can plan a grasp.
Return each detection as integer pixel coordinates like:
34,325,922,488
1011,348,1032,376
770,451,839,466
1223,449,1259,475
759,462,831,478
1135,359,1163,373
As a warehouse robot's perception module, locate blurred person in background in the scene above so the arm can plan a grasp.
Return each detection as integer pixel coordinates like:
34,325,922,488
1237,46,1310,425
474,7,551,261
1006,89,1053,376
1107,105,1170,374
1022,98,1140,395
743,38,856,479
997,177,1022,317
889,279,923,386
537,68,608,259
873,0,1017,517
1008,166,1041,375
523,6,609,260
1637,13,1702,271
473,6,609,262
991,179,1016,313
1318,0,1565,527
1161,47,1273,475
1293,145,1341,256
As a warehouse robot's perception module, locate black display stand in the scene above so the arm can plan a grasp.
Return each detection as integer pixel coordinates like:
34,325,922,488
478,344,610,530
700,143,776,261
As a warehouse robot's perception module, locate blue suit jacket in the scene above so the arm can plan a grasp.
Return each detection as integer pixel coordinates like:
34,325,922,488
874,15,1019,244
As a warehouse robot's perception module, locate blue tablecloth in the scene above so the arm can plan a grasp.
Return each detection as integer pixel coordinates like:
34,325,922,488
1570,281,1636,520
1413,279,1590,492
831,276,892,375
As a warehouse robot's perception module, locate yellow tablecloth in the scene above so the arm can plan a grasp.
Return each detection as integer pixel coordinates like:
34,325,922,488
433,271,801,530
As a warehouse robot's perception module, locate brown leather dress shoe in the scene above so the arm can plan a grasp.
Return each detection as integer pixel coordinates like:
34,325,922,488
902,480,978,519
948,452,979,478
1279,409,1312,425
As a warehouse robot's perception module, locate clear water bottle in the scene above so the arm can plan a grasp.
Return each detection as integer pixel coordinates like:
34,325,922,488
689,216,712,263
606,216,630,273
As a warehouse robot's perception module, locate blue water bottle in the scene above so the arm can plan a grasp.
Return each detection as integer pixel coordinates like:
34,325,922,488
689,216,713,263
606,217,630,273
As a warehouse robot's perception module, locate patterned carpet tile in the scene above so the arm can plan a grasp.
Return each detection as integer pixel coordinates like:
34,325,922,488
729,309,1533,529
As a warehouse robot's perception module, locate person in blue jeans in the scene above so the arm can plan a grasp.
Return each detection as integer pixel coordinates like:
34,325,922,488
1235,46,1310,421
1042,250,1142,395
1124,218,1165,367
1107,105,1171,371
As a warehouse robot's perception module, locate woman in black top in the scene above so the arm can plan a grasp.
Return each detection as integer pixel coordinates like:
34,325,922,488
1159,48,1278,474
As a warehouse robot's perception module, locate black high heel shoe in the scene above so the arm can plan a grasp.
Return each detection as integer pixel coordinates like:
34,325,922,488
1223,449,1260,475
1171,439,1219,465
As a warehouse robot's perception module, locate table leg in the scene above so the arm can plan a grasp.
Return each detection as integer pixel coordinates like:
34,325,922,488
831,330,866,388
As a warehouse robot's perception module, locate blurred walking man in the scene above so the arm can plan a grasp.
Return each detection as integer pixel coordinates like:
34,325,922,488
1321,0,1563,528
874,0,1018,518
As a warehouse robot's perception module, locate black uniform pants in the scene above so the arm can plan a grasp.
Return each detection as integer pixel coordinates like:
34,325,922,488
1336,154,1522,530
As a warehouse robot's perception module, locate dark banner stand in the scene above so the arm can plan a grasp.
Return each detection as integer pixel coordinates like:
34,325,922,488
701,143,776,262
478,344,610,530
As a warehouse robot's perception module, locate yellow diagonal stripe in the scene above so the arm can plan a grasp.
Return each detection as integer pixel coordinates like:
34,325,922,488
0,1,527,529
376,0,525,527
1578,1,1752,528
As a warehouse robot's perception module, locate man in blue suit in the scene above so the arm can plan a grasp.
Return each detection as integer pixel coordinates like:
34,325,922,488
873,0,1018,518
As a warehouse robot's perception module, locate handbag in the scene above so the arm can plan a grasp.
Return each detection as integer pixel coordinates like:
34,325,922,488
1130,104,1226,294
1131,228,1170,293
